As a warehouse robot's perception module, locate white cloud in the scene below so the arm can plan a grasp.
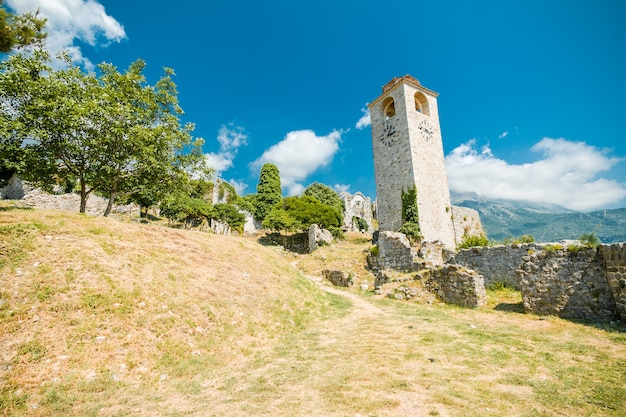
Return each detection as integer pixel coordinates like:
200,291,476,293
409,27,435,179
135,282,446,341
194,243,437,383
204,152,233,173
251,129,341,196
334,184,350,193
498,131,509,139
445,138,626,211
6,0,126,69
227,179,248,196
205,124,248,175
356,108,371,129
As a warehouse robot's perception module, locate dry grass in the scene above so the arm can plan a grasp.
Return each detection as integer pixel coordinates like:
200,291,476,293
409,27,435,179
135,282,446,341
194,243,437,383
1,205,625,416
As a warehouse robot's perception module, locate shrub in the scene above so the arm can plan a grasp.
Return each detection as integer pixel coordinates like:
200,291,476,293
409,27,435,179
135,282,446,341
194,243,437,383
457,234,490,250
543,244,563,253
502,234,535,245
399,221,423,243
370,245,379,256
579,233,600,248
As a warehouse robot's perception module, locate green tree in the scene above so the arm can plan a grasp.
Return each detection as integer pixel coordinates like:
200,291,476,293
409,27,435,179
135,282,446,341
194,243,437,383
20,55,105,213
303,182,344,224
214,203,245,234
0,49,50,174
262,207,299,246
0,1,46,53
254,163,282,220
92,61,198,216
282,195,342,231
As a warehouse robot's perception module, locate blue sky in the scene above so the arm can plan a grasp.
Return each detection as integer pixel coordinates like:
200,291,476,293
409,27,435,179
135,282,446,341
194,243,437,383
7,0,626,211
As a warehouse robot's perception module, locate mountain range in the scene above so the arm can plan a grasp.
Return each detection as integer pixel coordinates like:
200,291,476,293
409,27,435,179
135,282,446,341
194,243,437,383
451,192,626,244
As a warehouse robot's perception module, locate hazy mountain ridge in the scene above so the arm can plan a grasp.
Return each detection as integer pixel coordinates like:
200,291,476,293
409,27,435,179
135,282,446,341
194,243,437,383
451,191,626,244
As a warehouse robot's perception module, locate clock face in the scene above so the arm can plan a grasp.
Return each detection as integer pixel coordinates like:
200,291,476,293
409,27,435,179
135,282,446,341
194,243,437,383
418,119,434,141
379,120,397,146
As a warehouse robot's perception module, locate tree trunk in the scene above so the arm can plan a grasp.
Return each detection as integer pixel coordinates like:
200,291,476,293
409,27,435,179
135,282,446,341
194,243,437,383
79,179,88,213
104,190,116,217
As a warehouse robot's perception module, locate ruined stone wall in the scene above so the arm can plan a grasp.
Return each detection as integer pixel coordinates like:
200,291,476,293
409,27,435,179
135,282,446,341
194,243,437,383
4,182,138,216
519,248,616,321
340,191,374,232
377,231,417,271
450,243,626,321
598,243,626,319
448,244,543,289
0,174,24,200
425,264,487,308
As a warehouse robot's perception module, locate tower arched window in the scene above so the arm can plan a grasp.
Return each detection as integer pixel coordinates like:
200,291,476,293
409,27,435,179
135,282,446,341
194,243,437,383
414,92,430,116
382,97,395,119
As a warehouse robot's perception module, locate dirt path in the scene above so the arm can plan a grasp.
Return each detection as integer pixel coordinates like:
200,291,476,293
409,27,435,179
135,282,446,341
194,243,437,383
201,270,440,417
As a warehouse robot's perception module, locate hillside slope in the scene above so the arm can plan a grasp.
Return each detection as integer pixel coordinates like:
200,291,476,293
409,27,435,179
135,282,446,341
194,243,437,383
1,206,625,417
0,206,345,416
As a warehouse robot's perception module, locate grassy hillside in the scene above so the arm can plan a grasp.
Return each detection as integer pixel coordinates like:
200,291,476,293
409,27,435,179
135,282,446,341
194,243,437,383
0,206,347,416
1,205,626,416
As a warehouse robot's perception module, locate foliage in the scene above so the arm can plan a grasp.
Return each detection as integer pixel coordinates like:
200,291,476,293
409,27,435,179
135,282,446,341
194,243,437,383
370,245,379,256
457,234,490,250
0,1,46,53
254,163,282,220
579,233,601,249
303,182,344,223
0,49,50,174
502,234,535,245
399,222,423,243
160,195,214,228
0,52,203,216
567,244,584,253
352,216,368,232
214,203,245,234
262,208,299,246
543,244,563,253
282,195,342,231
236,194,256,213
399,186,422,242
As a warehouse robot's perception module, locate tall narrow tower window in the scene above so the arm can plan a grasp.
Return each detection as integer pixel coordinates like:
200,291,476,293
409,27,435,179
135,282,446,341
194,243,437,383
414,92,430,116
382,97,396,119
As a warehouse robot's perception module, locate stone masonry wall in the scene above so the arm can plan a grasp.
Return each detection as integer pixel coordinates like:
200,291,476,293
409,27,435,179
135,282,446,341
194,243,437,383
425,264,487,308
519,248,616,321
5,182,138,216
378,238,626,321
598,243,626,319
377,231,417,271
451,205,483,243
449,243,543,289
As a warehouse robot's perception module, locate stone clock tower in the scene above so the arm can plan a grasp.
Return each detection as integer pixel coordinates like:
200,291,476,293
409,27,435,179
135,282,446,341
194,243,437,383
369,75,456,249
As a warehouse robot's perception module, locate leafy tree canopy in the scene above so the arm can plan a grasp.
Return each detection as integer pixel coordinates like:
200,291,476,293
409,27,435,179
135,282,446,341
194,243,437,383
303,182,344,223
282,195,342,231
0,1,46,53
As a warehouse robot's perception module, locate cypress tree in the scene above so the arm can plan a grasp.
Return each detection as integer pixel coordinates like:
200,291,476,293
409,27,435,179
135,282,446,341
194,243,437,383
255,163,282,220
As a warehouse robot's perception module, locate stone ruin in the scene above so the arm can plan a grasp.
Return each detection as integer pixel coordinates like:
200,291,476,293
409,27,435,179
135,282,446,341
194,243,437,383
340,191,374,232
372,233,626,322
